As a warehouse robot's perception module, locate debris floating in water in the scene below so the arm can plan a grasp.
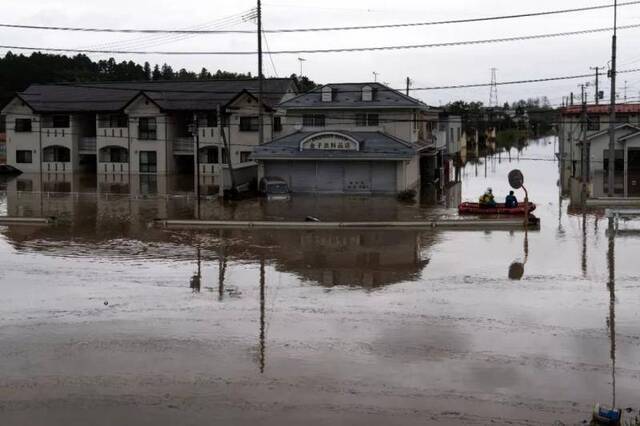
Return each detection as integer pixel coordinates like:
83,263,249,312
104,301,109,306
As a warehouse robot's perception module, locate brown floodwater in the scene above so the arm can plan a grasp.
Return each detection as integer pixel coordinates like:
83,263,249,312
1,137,639,425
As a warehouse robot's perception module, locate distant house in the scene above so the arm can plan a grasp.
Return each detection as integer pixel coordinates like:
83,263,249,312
252,83,440,194
559,104,640,197
1,79,297,191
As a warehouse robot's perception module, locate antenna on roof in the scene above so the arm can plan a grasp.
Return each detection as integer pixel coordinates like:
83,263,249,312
298,57,306,77
372,71,379,82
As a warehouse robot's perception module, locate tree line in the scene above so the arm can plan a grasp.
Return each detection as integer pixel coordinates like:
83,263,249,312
0,52,317,107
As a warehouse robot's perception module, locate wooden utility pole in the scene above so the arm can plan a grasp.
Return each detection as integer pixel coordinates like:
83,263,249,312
192,112,200,218
257,0,264,146
406,77,411,96
608,0,618,197
580,84,588,202
219,104,236,192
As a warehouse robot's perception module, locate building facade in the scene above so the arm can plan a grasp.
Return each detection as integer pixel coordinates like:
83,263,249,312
252,83,440,194
558,104,640,197
1,79,297,191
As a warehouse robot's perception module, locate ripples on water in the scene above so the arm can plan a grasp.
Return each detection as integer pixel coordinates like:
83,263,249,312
1,137,640,424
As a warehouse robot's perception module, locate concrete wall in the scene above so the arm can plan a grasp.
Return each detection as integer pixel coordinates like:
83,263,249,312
3,98,40,173
125,97,171,174
281,108,436,144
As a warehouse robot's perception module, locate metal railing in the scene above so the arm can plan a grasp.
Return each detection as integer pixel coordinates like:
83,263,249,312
173,137,194,153
80,137,97,152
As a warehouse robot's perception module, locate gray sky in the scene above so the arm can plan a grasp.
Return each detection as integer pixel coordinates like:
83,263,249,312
3,0,640,106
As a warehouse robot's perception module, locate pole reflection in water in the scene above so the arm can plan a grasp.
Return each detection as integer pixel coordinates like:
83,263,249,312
508,227,529,280
607,217,616,407
582,212,588,277
190,245,202,293
259,256,266,374
218,245,227,301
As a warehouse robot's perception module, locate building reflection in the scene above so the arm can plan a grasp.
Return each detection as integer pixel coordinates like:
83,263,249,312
3,173,436,290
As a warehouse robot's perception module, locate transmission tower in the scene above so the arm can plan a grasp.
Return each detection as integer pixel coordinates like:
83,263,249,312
489,68,499,107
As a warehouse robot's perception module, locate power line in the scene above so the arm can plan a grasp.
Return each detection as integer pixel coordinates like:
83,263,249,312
2,24,639,56
30,67,640,96
1,1,638,34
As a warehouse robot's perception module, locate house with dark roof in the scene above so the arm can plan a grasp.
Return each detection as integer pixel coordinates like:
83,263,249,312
253,83,440,194
1,79,297,190
559,104,640,197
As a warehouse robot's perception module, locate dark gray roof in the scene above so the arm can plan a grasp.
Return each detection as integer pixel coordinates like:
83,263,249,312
278,82,432,110
252,131,415,161
15,79,295,113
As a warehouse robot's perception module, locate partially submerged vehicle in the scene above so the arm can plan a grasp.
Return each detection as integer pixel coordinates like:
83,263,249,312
259,176,291,200
458,202,536,215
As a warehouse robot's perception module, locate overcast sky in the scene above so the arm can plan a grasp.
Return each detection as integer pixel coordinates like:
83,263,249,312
3,0,640,106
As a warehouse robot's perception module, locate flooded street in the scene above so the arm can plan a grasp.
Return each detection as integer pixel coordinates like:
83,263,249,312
1,137,639,425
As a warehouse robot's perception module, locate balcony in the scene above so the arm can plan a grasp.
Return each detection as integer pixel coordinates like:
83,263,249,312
79,137,97,154
173,137,194,154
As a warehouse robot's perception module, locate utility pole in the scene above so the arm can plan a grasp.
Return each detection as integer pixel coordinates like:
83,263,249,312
192,112,201,218
406,77,411,96
590,66,601,104
608,0,618,197
257,0,264,147
570,92,574,106
580,83,588,202
624,80,628,102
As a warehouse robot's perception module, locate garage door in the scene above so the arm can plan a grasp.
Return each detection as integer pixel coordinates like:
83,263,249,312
316,162,344,192
265,160,397,193
371,162,397,193
344,162,371,192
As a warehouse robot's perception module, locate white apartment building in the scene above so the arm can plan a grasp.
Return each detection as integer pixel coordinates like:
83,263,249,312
1,79,297,190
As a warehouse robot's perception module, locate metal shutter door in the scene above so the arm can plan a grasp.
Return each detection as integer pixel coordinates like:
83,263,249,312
371,162,397,193
344,161,371,193
316,161,344,193
289,161,316,192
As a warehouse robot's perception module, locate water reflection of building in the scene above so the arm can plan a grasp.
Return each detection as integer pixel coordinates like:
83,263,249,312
247,229,432,288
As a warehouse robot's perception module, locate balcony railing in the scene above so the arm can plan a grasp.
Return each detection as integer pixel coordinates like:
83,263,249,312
79,137,97,152
173,137,194,153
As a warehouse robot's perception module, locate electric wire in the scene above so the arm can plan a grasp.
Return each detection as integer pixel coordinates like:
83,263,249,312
2,24,640,55
0,1,637,34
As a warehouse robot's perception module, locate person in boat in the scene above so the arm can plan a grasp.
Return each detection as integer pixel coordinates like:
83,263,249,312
505,190,519,208
479,187,497,208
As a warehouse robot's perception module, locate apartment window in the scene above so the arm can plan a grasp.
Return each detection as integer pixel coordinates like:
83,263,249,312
355,113,379,127
200,147,219,164
16,179,34,191
41,114,70,129
239,116,259,132
138,117,157,140
99,114,128,128
43,146,70,162
16,150,32,163
197,112,217,128
139,151,157,173
221,147,228,164
100,147,128,163
587,115,600,131
240,151,252,162
273,116,283,132
302,114,325,127
15,119,32,133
